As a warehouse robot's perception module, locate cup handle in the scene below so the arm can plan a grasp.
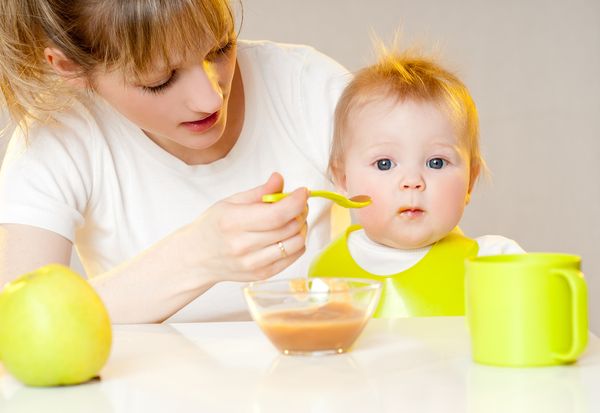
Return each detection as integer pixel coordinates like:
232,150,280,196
550,269,588,362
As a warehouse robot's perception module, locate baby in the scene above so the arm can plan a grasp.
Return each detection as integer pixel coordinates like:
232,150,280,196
309,48,523,317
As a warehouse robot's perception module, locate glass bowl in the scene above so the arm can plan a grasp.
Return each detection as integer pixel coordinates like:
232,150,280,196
243,278,381,355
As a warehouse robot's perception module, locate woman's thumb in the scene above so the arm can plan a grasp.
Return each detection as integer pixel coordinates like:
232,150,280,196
227,172,284,204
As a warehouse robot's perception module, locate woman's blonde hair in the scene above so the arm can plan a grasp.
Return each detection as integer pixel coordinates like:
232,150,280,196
0,0,235,126
330,46,485,192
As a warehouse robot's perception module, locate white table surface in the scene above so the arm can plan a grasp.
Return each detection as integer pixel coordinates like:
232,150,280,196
1,317,599,413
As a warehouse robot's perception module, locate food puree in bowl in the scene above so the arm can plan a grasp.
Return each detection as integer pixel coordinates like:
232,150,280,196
256,301,367,355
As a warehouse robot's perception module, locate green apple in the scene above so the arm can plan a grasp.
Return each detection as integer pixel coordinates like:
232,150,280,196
0,264,112,386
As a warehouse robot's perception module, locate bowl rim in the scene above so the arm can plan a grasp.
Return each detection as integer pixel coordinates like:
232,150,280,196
243,277,382,297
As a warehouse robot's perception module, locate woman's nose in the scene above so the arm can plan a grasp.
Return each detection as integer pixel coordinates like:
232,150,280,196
185,62,223,114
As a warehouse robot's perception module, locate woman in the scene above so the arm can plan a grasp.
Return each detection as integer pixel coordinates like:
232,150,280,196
0,0,349,322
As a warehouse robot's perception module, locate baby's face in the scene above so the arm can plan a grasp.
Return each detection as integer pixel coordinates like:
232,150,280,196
339,97,471,249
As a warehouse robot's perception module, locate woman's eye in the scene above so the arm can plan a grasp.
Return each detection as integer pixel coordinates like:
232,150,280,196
375,159,395,171
141,71,178,94
207,40,235,60
427,158,447,169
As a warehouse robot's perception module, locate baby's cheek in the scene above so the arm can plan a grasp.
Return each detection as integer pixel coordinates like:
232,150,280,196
431,183,469,225
355,204,387,231
346,175,390,230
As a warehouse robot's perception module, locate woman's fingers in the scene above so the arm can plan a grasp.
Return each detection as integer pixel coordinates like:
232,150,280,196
227,172,284,204
191,174,311,284
222,186,308,233
256,247,306,281
225,209,308,256
224,172,308,232
235,231,307,280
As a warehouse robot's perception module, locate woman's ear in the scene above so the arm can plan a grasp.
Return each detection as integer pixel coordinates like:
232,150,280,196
44,47,88,88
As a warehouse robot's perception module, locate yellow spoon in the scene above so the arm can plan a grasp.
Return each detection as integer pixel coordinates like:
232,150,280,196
262,190,372,209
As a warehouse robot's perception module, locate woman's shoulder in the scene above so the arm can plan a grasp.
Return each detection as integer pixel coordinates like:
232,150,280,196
237,39,348,79
19,97,109,142
15,96,130,153
3,96,130,177
237,39,320,60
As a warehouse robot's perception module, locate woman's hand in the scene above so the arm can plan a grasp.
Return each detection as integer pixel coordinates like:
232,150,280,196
3,172,310,323
177,172,309,284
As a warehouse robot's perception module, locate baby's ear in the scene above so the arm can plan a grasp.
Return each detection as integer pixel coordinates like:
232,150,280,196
467,161,481,195
330,163,348,192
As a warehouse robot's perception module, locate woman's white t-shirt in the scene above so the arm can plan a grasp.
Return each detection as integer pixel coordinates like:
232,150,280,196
0,40,350,321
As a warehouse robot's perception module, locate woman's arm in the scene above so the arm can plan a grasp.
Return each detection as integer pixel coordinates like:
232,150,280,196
0,173,309,324
0,224,73,282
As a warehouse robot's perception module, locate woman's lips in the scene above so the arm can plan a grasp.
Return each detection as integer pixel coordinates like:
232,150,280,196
180,111,219,133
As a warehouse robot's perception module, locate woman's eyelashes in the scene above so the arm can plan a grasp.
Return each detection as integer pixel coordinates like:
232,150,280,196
140,39,235,95
141,71,178,95
207,39,235,60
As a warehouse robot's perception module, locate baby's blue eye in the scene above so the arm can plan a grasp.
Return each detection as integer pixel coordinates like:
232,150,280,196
376,159,394,171
427,158,446,169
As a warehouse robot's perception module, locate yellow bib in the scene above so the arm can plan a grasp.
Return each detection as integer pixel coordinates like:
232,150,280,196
308,225,479,318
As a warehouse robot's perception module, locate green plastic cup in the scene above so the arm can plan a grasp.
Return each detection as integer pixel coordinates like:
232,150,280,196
465,253,588,367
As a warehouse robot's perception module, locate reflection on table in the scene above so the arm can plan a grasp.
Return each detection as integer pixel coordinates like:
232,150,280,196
1,317,599,413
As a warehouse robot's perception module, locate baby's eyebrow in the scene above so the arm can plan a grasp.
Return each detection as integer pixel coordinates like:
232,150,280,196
429,142,461,151
365,140,399,149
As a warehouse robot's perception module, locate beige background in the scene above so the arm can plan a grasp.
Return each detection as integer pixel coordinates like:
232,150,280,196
1,0,599,332
238,0,600,332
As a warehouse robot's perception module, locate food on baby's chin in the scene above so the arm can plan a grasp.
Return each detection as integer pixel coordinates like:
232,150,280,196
256,301,367,354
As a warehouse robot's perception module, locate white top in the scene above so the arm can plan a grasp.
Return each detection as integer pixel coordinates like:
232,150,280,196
0,40,350,321
348,229,525,275
1,318,598,412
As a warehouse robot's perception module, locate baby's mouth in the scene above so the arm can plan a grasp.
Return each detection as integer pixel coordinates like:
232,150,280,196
397,207,425,218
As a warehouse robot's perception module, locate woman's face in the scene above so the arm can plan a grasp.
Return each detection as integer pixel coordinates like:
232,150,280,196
91,38,241,165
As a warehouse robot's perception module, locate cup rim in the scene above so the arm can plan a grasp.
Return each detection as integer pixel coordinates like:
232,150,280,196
466,252,581,266
243,277,382,296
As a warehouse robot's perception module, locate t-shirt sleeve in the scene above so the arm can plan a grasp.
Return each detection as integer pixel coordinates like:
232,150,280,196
296,47,351,175
0,120,94,241
476,235,526,255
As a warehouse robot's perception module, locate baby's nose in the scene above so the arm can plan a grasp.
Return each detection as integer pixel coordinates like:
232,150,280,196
400,172,425,191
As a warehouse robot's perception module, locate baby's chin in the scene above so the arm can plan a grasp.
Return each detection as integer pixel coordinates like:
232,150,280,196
364,228,442,250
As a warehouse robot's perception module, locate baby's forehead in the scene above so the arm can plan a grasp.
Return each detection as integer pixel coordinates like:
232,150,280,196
352,93,448,116
342,98,467,151
353,94,465,130
344,97,452,135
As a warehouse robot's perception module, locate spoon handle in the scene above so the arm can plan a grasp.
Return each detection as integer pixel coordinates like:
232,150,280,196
262,191,336,203
309,190,339,201
262,193,288,203
262,191,370,208
262,191,329,203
